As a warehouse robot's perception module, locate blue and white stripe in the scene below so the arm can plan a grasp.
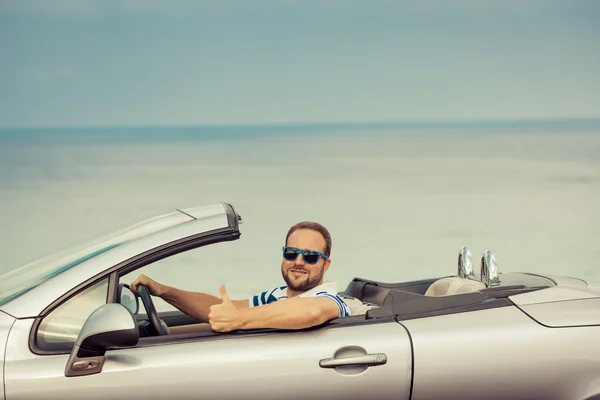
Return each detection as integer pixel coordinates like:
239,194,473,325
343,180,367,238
251,285,287,307
314,291,351,318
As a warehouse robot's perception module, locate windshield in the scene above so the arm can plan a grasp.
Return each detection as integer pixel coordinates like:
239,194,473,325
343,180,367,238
0,211,191,306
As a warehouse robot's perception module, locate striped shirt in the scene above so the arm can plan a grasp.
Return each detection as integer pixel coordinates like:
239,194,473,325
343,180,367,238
249,281,351,318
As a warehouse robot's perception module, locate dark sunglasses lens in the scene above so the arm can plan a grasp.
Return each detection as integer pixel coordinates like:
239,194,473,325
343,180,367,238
283,248,299,260
303,252,320,264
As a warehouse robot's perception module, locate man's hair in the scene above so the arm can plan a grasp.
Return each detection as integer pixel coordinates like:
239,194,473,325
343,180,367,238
285,221,332,257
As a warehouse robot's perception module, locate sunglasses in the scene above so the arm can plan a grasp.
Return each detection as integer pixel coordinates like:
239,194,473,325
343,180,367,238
282,246,328,265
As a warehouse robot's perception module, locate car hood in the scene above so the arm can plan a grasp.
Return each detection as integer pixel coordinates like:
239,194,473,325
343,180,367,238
0,310,15,400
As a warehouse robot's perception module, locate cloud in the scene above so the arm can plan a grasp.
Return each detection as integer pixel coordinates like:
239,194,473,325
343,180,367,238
1,0,594,17
0,0,184,17
0,0,101,16
1,0,598,128
0,0,269,17
26,65,78,86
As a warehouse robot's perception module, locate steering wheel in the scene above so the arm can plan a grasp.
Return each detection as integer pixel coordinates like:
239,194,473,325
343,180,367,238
137,284,170,336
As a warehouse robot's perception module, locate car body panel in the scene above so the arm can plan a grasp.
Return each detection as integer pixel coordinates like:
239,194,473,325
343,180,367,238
0,311,16,400
509,279,600,306
400,306,600,400
0,205,229,318
517,298,600,327
546,275,588,287
4,319,412,400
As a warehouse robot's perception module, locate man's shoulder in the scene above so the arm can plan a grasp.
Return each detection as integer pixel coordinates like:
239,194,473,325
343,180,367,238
298,281,339,297
299,282,351,317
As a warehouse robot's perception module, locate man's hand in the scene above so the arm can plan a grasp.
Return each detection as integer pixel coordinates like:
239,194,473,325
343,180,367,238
208,285,242,332
130,274,165,297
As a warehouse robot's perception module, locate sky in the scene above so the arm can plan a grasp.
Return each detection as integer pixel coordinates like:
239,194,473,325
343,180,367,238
0,0,599,128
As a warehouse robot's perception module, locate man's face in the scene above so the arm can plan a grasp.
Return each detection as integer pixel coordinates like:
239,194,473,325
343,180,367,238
281,228,331,292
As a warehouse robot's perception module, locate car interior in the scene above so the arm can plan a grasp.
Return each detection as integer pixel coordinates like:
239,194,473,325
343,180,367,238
126,247,555,339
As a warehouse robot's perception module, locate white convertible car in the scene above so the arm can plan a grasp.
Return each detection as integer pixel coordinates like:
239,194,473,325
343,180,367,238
0,202,599,400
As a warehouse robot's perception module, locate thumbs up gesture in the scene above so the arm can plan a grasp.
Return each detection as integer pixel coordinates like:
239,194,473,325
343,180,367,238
208,284,242,332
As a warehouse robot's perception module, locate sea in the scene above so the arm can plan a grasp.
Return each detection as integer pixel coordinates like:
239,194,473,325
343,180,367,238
1,120,599,304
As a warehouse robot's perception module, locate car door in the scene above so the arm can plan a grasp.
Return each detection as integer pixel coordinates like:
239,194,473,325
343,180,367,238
4,318,412,400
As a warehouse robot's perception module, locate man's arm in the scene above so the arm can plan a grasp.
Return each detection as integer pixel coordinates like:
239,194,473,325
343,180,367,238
130,274,248,323
208,285,341,332
160,286,249,323
237,296,340,330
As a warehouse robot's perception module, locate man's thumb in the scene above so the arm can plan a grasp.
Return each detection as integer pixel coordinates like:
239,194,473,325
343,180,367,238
220,284,231,303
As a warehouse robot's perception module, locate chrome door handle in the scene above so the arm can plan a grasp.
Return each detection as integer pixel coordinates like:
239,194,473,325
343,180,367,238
319,353,387,368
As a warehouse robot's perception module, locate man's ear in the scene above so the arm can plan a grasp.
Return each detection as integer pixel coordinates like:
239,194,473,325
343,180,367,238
324,258,331,273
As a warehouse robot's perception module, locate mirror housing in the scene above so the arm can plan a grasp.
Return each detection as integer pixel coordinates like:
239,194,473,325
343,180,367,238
65,303,139,377
118,283,139,314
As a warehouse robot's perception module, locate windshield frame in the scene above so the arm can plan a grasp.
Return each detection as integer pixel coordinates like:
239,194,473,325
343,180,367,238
0,210,192,307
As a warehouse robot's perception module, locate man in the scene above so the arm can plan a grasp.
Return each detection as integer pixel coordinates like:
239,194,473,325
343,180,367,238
130,221,350,333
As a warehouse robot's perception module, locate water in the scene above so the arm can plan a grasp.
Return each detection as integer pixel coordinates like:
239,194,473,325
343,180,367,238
1,122,599,303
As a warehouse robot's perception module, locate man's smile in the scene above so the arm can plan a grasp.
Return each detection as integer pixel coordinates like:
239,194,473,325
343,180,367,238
290,269,308,277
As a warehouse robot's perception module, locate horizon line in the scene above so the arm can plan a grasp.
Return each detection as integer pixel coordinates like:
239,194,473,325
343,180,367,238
1,116,600,132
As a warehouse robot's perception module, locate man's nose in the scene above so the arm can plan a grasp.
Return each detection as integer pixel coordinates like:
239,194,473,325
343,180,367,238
294,253,306,266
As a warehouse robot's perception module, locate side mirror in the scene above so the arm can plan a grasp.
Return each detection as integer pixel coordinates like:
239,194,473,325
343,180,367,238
65,303,139,377
118,283,139,314
457,245,474,279
481,249,500,287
